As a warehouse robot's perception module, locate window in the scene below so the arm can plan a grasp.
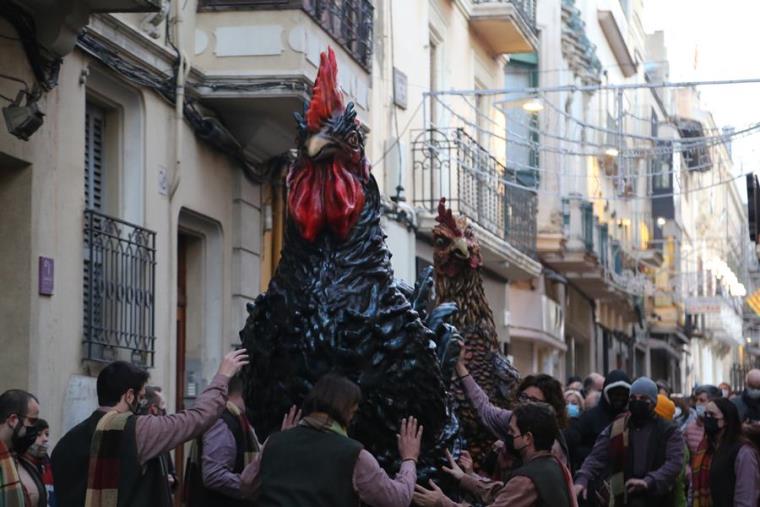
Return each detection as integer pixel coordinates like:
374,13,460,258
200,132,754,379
82,99,156,367
505,59,539,187
429,34,440,126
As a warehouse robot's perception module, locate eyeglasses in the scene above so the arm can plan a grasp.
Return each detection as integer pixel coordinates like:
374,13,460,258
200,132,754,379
518,393,543,403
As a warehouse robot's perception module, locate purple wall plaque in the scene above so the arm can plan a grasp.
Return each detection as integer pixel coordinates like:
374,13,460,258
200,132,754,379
39,256,54,296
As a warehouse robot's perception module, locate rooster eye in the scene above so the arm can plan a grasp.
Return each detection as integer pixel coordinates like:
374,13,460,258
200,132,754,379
347,132,359,147
434,237,449,247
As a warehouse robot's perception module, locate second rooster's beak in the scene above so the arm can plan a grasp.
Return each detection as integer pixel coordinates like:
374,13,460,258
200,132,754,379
453,237,470,259
306,131,336,158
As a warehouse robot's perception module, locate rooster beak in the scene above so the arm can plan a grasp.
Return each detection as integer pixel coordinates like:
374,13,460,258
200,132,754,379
306,131,334,158
453,237,470,259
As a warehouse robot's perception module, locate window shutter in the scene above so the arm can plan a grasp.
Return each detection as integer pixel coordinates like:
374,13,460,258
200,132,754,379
85,105,105,211
84,103,106,353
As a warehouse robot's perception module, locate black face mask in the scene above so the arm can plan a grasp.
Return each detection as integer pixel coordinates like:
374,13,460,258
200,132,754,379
610,398,628,412
629,400,652,423
703,416,721,436
502,434,523,459
12,422,39,456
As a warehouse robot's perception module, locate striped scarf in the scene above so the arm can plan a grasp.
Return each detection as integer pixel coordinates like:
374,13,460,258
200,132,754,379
609,414,629,507
84,410,133,507
690,435,712,507
224,401,260,465
0,439,25,507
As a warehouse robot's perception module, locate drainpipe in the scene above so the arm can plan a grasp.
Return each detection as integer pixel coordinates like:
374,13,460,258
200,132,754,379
167,0,189,408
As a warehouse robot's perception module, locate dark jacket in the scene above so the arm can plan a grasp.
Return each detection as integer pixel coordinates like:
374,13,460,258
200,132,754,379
575,414,684,507
732,390,760,423
512,454,572,507
566,370,631,475
51,410,171,507
257,425,363,507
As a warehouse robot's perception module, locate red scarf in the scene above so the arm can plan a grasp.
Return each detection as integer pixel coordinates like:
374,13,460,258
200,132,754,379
690,435,713,507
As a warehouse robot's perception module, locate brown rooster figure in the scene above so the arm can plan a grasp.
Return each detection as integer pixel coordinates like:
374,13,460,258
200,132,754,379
432,197,521,465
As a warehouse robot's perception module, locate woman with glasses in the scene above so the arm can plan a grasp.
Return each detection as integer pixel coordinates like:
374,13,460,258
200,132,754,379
691,397,760,507
454,345,569,479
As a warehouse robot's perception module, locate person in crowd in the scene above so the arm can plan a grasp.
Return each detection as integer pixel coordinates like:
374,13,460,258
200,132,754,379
412,402,577,507
656,380,671,397
454,345,570,473
573,377,684,507
51,348,248,507
0,389,40,507
732,369,760,424
718,382,732,400
139,385,177,495
654,396,686,507
565,369,631,504
238,373,422,506
565,390,584,421
691,398,760,507
684,384,722,454
567,376,584,393
583,390,601,411
655,395,675,422
670,396,693,431
582,374,605,396
185,374,300,506
19,419,55,507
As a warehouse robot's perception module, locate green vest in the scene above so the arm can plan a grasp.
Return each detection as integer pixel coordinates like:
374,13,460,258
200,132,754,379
257,425,363,507
511,454,571,507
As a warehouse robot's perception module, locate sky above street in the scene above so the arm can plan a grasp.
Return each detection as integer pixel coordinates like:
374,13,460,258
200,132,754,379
644,0,760,179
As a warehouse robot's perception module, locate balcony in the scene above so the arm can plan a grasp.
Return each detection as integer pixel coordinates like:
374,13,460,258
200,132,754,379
193,0,373,161
412,128,541,281
540,196,640,302
684,296,743,346
469,0,538,54
508,292,566,349
83,210,157,367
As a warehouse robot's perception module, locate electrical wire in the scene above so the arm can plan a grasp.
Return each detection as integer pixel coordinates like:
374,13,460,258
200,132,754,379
424,97,748,180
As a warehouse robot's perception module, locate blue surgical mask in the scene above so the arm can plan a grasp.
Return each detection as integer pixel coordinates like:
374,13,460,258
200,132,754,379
747,388,760,400
695,404,706,417
567,403,580,418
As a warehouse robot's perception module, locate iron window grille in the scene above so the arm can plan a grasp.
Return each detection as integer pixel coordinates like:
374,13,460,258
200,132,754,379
83,209,157,367
412,128,537,258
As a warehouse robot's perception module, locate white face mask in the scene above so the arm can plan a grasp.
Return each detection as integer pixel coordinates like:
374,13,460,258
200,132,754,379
722,389,730,398
695,404,706,417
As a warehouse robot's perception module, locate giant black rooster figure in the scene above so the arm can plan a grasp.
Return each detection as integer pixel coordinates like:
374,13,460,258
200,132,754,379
240,48,461,481
432,198,521,466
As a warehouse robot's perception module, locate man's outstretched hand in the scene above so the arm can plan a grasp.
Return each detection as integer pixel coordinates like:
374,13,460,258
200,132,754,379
218,349,250,379
397,417,423,462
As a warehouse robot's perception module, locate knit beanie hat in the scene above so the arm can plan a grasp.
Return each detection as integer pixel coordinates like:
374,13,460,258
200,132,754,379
630,377,658,404
655,394,675,420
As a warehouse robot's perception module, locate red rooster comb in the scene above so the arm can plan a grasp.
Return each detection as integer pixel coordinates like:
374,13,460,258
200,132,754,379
306,47,345,132
435,197,463,236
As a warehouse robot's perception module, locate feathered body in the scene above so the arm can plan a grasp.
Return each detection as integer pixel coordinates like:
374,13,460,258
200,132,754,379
240,49,460,481
432,199,521,464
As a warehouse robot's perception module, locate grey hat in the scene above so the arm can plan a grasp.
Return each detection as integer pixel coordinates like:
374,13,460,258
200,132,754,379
630,377,658,404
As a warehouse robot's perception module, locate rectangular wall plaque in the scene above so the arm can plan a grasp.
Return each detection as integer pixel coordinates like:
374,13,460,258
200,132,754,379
39,256,54,296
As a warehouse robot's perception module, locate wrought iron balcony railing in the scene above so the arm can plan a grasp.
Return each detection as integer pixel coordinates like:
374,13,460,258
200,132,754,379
472,0,537,31
199,0,374,71
83,209,157,367
412,128,537,258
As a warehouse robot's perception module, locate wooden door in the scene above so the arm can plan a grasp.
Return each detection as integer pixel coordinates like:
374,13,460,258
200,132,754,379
174,234,188,506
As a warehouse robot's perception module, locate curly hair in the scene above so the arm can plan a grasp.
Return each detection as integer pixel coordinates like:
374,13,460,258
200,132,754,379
518,374,568,429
